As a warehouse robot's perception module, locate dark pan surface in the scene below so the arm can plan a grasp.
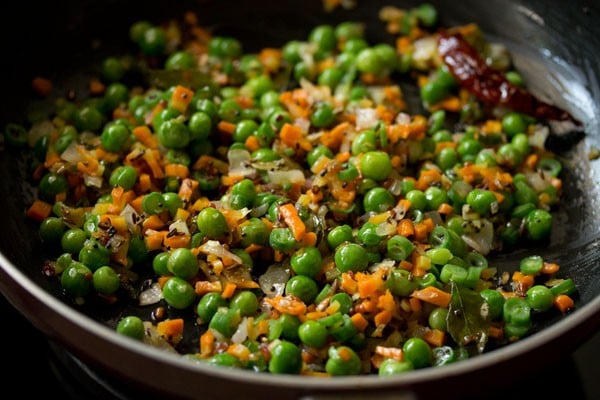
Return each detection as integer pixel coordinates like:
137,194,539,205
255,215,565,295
1,1,599,399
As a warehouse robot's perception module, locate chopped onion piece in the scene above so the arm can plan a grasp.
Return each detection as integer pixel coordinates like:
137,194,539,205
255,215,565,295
83,174,103,188
198,240,243,265
60,142,85,164
259,263,290,298
356,108,379,130
462,219,494,255
139,282,163,306
120,204,142,234
267,169,306,185
412,36,438,70
227,148,253,176
27,120,55,147
231,317,250,344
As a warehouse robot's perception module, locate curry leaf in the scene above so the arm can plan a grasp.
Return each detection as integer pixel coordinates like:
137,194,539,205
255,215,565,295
446,281,490,353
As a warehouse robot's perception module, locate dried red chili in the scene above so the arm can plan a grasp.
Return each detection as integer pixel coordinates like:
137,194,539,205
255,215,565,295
437,31,581,126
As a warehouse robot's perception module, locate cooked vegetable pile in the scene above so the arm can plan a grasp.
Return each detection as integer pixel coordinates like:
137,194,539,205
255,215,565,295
9,3,580,376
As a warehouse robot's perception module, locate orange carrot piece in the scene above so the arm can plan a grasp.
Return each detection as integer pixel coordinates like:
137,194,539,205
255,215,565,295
320,122,349,151
31,76,53,97
350,313,369,332
195,280,223,296
374,345,403,361
164,163,189,179
200,329,215,358
133,125,159,149
157,318,184,340
554,294,575,313
411,286,452,308
541,262,560,275
217,120,237,135
374,309,393,326
222,282,237,299
144,230,166,251
264,295,307,316
26,199,53,222
340,273,358,294
423,328,446,347
163,233,191,249
170,85,195,113
279,203,306,241
397,218,415,237
244,135,261,152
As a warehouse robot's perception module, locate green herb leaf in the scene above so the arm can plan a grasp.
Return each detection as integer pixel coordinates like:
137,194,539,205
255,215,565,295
447,281,490,353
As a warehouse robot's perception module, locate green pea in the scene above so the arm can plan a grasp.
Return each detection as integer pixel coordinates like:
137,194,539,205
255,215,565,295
165,51,195,70
188,111,212,141
525,209,552,240
405,189,426,211
363,187,395,213
167,248,199,280
78,239,110,271
109,165,138,190
502,112,527,137
251,147,280,163
538,157,562,177
230,290,259,317
61,228,88,255
285,275,318,304
424,186,449,211
356,48,383,75
75,105,103,132
360,151,392,181
152,251,170,276
335,21,365,41
158,119,190,149
93,266,120,294
480,288,505,320
429,226,466,257
298,319,328,348
318,67,344,88
436,147,459,170
39,172,69,202
268,340,302,374
207,353,242,368
330,292,353,315
290,246,323,278
327,224,353,250
39,216,66,245
466,189,497,216
520,255,544,275
60,261,93,298
3,123,28,148
325,346,361,376
197,292,228,323
386,235,415,262
269,227,297,252
356,222,383,247
162,277,197,310
385,269,417,296
116,315,145,340
425,247,453,265
197,207,229,239
526,285,554,312
307,144,334,167
403,337,432,369
239,217,270,247
311,102,336,128
428,307,448,331
378,358,414,376
142,192,166,215
335,242,368,273
503,297,532,327
230,178,256,210
139,26,166,56
101,56,125,82
127,235,148,265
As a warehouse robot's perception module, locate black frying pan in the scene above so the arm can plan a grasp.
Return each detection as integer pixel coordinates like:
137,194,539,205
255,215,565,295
1,1,600,399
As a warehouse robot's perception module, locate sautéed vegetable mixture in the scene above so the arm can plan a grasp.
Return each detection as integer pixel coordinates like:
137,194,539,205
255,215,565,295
10,3,580,376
